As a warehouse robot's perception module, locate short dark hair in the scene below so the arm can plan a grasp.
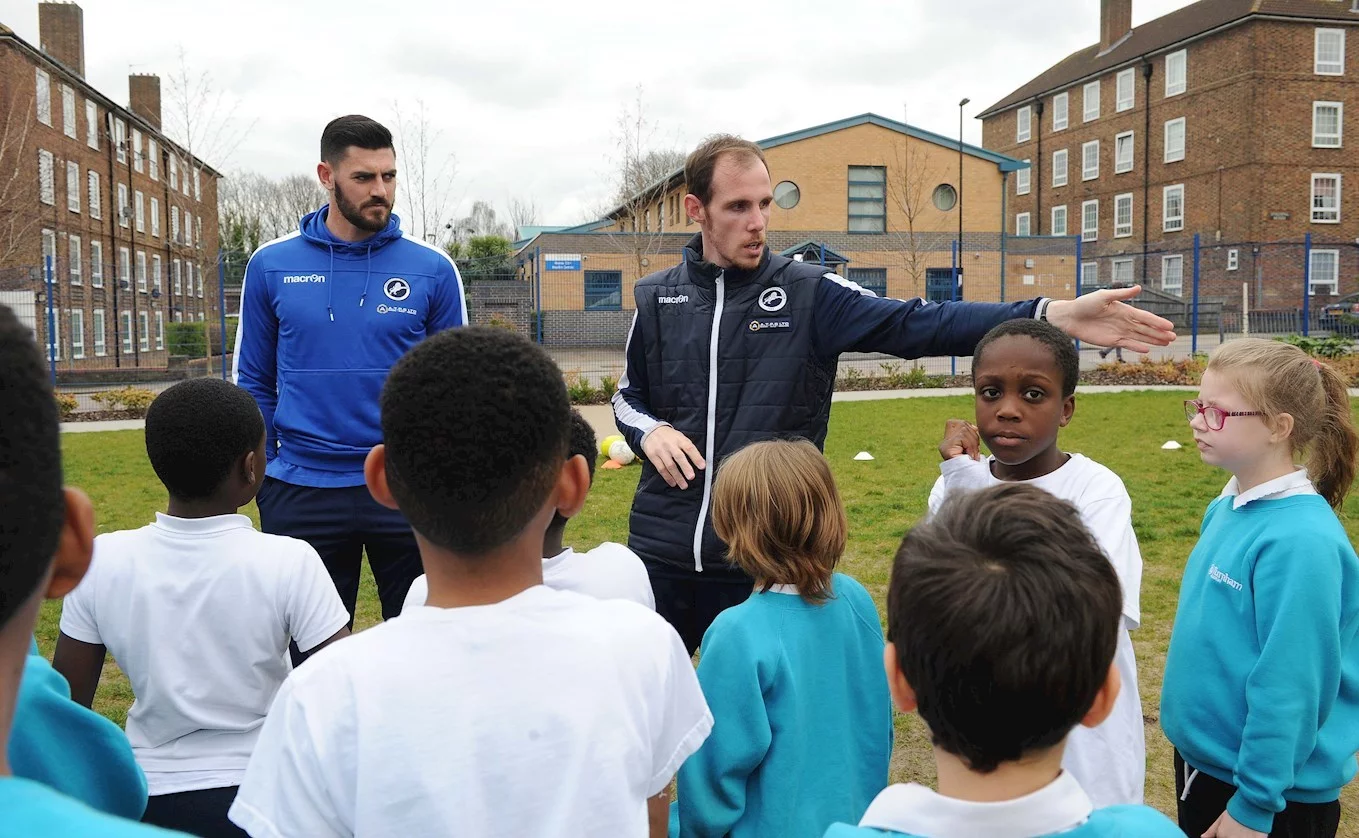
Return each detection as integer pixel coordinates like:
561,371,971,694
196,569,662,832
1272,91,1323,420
381,327,570,554
551,410,597,530
0,305,65,630
889,483,1122,773
320,115,393,165
145,379,264,500
972,318,1080,397
685,134,769,206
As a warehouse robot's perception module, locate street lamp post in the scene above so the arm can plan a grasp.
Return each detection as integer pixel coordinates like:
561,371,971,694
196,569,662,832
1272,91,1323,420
958,97,970,272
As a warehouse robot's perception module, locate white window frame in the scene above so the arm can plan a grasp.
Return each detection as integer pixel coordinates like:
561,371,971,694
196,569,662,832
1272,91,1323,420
151,197,160,238
132,129,144,173
1082,199,1099,241
196,216,203,247
1114,193,1134,238
1163,184,1186,231
118,247,130,289
1309,248,1340,295
134,190,145,233
149,139,159,181
70,309,84,359
1081,260,1099,288
66,161,80,213
1311,173,1342,223
92,308,106,356
184,212,193,247
1083,80,1100,122
87,170,101,219
172,259,182,294
152,255,162,293
1162,254,1184,296
38,149,54,205
85,99,98,149
1115,130,1135,173
171,206,180,241
196,264,204,298
1313,101,1343,148
90,240,103,288
68,234,81,285
114,118,127,164
1116,69,1135,112
1052,148,1068,187
1165,49,1187,97
117,183,129,227
155,310,164,350
1016,105,1032,143
1082,140,1100,181
1164,117,1186,163
1016,212,1031,237
193,169,201,202
1017,162,1031,196
1316,28,1345,75
136,251,147,293
139,311,150,353
1112,258,1135,287
169,155,179,190
1051,204,1068,236
34,68,51,125
1053,91,1069,131
61,85,75,138
1227,248,1239,271
120,310,133,354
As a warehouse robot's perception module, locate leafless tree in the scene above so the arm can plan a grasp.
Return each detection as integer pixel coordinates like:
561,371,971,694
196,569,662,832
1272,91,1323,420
456,200,512,241
0,84,41,267
885,132,942,293
392,99,458,245
604,86,685,275
508,197,539,238
219,171,326,253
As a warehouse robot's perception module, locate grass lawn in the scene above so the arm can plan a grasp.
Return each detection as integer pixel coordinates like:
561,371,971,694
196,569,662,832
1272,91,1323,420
36,390,1357,833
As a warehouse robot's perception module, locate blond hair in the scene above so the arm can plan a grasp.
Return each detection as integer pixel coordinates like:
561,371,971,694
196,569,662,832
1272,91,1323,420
710,439,847,603
1207,338,1358,509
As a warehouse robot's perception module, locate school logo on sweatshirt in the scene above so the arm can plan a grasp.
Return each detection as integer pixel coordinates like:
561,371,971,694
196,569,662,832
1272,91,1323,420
1208,564,1244,591
758,287,787,312
383,278,411,301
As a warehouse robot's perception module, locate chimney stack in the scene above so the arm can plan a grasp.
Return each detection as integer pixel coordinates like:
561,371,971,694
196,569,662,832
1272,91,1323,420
1100,0,1132,53
129,74,161,130
37,2,84,78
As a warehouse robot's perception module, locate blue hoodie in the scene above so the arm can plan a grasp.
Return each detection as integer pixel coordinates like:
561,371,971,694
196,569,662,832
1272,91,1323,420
233,207,466,487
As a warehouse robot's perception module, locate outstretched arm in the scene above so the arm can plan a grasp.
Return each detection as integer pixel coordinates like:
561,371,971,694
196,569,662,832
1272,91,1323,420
1045,285,1176,351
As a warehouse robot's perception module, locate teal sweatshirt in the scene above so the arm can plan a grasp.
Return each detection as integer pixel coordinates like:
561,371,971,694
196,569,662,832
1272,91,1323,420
674,573,893,838
1161,495,1359,833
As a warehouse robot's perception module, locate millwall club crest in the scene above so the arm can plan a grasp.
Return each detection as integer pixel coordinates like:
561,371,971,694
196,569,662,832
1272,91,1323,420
758,287,787,312
383,278,411,301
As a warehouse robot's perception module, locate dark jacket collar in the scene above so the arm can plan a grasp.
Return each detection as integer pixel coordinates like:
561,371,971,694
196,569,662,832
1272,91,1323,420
682,233,774,288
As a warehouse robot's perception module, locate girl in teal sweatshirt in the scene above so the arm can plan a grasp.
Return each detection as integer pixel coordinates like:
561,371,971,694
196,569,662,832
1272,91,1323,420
673,439,893,838
1163,338,1359,838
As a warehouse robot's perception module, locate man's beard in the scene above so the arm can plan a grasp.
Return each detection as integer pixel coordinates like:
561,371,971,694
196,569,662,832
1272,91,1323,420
334,181,391,233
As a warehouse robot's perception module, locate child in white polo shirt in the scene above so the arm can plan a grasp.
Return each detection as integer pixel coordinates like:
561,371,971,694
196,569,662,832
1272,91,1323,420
403,409,653,611
53,378,350,837
824,484,1179,838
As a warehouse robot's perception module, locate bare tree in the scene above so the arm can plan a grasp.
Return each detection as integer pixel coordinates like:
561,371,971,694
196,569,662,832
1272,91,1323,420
392,99,458,245
885,131,942,293
456,200,512,241
219,171,326,254
604,86,685,276
0,84,41,267
508,197,539,239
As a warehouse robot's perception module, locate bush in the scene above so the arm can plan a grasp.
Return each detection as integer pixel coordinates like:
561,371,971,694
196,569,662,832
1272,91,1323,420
1275,333,1354,360
166,322,207,357
55,393,77,418
91,386,156,412
1081,356,1206,386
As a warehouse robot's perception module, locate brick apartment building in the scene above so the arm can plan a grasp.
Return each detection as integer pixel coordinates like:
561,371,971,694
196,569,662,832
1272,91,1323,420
980,0,1359,308
0,1,221,371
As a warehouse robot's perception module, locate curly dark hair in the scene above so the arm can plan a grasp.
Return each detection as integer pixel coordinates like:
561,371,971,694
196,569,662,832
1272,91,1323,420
972,318,1080,397
144,379,264,500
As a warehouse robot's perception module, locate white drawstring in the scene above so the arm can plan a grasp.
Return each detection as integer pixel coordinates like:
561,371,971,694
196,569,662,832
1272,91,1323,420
1180,760,1201,802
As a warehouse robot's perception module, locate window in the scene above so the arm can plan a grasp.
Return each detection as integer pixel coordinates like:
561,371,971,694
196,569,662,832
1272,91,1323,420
584,270,621,310
117,183,129,227
70,309,84,359
196,216,202,247
1165,49,1187,96
38,149,54,205
1016,162,1031,196
139,311,150,352
773,180,800,209
1051,205,1068,236
118,247,130,289
85,99,97,149
132,130,143,173
136,251,147,292
1053,92,1069,130
1313,102,1343,147
88,170,101,219
847,267,887,298
1082,199,1099,241
68,235,81,284
182,161,190,196
1310,249,1340,295
155,311,164,350
152,255,162,293
1312,173,1341,223
34,69,51,125
1081,261,1099,289
1082,140,1100,180
1164,184,1186,231
1052,148,1068,187
1316,28,1345,75
1017,105,1032,142
134,190,145,233
1164,117,1186,162
151,198,160,238
114,118,127,164
120,311,133,354
1227,248,1239,271
1016,212,1031,237
90,241,103,287
1162,254,1184,295
172,259,182,294
1115,131,1135,173
66,161,79,212
61,85,75,138
1117,69,1135,111
92,309,105,356
171,206,180,241
149,139,159,180
196,265,204,298
847,166,886,232
1084,80,1100,121
193,169,201,202
1113,258,1134,286
168,155,178,190
1115,193,1134,237
41,229,56,275
932,183,957,211
184,212,193,247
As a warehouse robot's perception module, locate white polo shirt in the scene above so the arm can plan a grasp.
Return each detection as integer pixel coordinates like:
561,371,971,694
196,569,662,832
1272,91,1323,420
403,541,655,612
59,513,349,795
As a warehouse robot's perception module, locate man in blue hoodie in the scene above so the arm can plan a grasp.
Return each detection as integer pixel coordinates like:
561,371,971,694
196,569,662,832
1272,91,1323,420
233,115,466,624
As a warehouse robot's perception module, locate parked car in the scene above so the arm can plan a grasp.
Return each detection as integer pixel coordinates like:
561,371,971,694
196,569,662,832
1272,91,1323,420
1318,292,1359,334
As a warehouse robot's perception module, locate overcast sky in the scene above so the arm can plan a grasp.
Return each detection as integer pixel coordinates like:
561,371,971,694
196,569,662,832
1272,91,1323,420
2,0,1195,227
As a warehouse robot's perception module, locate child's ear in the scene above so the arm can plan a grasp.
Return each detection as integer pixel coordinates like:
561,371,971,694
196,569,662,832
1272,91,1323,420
1059,394,1076,428
364,445,399,510
555,454,590,520
883,643,918,715
1268,412,1295,444
242,449,258,487
1078,662,1122,729
46,487,94,599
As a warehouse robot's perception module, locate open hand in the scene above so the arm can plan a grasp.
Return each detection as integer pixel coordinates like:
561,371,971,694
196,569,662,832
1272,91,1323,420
642,426,706,490
1202,811,1267,838
1045,285,1177,352
939,419,981,461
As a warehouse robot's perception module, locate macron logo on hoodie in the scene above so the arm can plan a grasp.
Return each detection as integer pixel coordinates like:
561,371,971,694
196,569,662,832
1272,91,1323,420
283,274,326,284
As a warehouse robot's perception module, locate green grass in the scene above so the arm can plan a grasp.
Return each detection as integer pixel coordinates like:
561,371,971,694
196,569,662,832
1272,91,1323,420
37,391,1357,833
